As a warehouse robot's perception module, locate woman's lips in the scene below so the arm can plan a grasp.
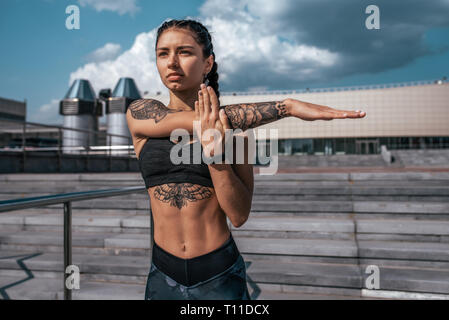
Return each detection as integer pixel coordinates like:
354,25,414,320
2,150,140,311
167,73,183,81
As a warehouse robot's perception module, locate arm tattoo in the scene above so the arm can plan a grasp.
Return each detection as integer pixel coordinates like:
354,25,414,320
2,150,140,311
153,183,213,209
129,99,182,123
223,101,289,131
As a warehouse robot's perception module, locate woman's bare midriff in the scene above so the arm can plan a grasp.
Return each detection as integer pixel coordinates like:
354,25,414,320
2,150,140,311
134,136,231,260
148,186,231,259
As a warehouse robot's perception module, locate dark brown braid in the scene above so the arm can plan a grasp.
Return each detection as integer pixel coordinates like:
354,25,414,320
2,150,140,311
156,19,220,100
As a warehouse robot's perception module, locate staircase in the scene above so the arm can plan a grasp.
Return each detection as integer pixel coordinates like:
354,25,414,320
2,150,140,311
1,172,449,300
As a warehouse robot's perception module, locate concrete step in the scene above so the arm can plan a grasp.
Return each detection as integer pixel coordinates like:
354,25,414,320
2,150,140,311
232,216,354,240
3,198,447,215
233,216,449,242
2,172,449,186
0,275,383,300
354,201,449,214
358,240,449,261
4,186,448,204
2,171,449,182
253,194,449,202
0,207,148,216
357,219,449,236
0,276,146,300
251,200,449,214
0,191,149,201
0,213,150,230
2,250,447,297
0,173,143,182
251,200,353,212
2,229,449,262
0,251,149,276
3,180,449,199
253,185,449,196
0,230,152,251
3,214,447,243
1,244,449,297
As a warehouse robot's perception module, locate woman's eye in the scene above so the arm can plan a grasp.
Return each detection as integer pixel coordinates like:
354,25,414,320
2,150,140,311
180,51,190,55
158,52,167,56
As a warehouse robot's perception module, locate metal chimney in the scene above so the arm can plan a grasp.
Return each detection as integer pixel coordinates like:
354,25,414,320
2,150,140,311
59,79,102,153
106,77,141,148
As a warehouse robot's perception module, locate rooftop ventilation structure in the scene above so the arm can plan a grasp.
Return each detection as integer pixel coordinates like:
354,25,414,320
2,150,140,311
104,77,141,149
59,79,102,154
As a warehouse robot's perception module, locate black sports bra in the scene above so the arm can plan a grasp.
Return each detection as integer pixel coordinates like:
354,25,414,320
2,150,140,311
138,136,225,189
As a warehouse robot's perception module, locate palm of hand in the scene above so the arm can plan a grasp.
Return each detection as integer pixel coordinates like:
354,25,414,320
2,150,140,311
194,84,230,158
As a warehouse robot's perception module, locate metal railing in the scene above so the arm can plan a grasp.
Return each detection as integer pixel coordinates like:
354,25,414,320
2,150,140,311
0,186,147,300
0,118,136,172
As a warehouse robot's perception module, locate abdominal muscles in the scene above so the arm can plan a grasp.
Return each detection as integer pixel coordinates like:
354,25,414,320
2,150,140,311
148,183,230,259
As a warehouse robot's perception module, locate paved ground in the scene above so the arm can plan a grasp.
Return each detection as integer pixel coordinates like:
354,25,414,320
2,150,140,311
255,166,449,174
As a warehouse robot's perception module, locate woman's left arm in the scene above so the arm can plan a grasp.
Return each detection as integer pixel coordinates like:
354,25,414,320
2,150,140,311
195,84,254,228
208,134,254,228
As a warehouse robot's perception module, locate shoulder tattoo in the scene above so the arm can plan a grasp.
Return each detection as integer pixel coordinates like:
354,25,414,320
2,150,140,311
129,99,182,123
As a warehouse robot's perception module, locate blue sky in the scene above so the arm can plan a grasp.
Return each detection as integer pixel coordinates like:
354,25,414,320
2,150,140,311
0,0,448,124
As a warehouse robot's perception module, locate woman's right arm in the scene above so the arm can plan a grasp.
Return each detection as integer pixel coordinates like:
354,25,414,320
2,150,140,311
126,96,365,138
126,99,196,138
126,98,295,139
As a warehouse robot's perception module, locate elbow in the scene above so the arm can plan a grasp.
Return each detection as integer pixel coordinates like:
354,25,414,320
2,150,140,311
232,217,246,228
231,209,250,228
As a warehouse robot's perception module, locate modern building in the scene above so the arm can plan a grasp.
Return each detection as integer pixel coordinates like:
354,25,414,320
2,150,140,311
1,79,448,156
145,79,449,155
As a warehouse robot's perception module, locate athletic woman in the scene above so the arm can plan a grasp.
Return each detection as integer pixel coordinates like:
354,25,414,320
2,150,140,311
126,19,366,300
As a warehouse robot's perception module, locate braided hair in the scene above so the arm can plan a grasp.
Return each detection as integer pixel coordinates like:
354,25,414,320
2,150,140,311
156,19,220,100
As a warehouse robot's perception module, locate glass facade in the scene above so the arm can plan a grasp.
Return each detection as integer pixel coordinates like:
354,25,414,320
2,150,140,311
277,136,449,155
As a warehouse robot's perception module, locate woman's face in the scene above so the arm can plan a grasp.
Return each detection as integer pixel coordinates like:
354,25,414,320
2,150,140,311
156,28,212,93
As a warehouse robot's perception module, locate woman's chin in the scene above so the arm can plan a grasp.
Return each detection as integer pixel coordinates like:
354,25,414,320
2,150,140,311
168,82,195,92
168,82,183,90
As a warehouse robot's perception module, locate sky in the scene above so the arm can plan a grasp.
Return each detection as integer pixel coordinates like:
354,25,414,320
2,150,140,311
0,0,448,124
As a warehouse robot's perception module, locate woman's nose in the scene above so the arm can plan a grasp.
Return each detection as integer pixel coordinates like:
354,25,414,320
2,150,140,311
167,54,179,68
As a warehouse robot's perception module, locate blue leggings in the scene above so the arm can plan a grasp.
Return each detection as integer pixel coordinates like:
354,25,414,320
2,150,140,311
144,233,251,300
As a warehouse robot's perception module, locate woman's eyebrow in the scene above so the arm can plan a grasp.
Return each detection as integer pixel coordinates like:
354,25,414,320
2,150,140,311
156,45,195,51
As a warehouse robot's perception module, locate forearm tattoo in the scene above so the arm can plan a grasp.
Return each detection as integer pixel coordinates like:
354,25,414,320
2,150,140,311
153,183,213,209
223,101,288,131
129,99,181,123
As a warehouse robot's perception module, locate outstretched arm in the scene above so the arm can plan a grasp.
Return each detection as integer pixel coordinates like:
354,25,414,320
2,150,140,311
126,98,292,139
221,98,366,131
126,88,366,139
221,101,290,132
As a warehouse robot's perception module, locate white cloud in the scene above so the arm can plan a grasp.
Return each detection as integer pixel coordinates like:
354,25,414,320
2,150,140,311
77,0,140,16
202,15,339,86
69,29,167,96
85,43,122,63
66,0,449,97
67,0,339,96
29,99,63,124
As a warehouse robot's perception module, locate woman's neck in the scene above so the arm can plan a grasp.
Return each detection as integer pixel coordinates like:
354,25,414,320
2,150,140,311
167,88,198,111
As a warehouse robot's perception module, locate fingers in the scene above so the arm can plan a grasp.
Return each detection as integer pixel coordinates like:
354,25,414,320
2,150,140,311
341,110,366,118
219,108,231,130
198,87,204,116
200,83,210,119
194,100,199,120
327,109,366,119
208,86,219,120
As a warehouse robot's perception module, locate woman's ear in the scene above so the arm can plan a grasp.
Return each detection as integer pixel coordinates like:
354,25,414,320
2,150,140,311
204,54,214,75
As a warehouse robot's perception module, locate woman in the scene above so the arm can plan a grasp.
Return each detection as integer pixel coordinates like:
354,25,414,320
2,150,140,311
126,19,366,300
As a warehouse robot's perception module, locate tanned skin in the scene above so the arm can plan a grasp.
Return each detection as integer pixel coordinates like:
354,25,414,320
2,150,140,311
128,99,182,122
129,99,288,208
127,27,365,260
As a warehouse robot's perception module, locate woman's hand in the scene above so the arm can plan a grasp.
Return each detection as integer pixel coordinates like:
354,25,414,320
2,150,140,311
194,83,231,158
284,98,366,121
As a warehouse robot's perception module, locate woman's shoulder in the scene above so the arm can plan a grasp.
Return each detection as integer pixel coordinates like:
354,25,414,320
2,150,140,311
127,98,167,113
